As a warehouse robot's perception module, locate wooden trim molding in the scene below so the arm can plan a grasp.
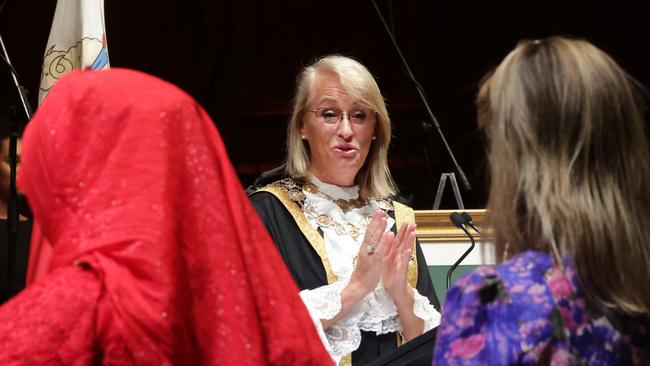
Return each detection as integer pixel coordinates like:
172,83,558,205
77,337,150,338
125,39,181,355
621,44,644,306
414,209,486,243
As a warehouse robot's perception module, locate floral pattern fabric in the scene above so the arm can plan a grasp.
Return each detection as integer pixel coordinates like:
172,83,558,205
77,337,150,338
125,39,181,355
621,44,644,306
434,250,650,365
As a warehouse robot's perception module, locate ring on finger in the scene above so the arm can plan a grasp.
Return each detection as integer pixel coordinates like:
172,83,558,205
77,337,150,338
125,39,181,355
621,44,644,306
367,245,376,255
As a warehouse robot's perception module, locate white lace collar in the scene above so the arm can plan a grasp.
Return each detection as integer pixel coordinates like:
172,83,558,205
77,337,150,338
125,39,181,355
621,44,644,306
309,175,359,201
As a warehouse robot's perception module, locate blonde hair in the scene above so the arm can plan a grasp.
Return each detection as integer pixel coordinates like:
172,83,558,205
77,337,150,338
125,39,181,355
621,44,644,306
479,37,650,316
286,55,396,200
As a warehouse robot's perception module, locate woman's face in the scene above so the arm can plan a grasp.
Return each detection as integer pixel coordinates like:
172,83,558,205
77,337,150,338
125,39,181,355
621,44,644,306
300,73,377,187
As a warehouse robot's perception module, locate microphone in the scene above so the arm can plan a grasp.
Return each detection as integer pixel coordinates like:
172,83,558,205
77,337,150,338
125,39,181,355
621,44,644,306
460,212,480,234
446,212,476,290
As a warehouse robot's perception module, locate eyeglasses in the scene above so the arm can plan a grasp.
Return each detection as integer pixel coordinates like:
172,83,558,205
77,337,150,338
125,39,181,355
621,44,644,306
309,107,373,125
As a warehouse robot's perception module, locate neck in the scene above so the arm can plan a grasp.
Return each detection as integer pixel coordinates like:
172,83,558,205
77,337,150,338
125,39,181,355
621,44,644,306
310,168,356,187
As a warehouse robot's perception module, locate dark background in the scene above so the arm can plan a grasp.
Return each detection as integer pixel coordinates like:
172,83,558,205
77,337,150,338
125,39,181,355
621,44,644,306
1,0,648,209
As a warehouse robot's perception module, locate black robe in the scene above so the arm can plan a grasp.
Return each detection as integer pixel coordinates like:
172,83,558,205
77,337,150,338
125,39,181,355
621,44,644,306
250,190,439,365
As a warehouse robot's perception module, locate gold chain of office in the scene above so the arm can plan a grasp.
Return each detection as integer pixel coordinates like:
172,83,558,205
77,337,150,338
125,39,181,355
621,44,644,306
271,178,393,240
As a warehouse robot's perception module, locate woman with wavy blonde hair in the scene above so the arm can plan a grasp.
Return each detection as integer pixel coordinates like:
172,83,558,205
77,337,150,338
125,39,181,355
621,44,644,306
251,55,440,365
285,55,395,200
434,37,650,365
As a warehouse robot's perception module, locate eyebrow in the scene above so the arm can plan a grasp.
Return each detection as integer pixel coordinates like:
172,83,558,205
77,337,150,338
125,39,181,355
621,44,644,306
315,97,340,105
314,97,362,109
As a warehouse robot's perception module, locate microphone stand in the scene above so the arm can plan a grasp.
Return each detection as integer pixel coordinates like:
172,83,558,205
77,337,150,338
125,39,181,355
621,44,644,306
0,33,32,301
369,0,471,192
446,212,476,290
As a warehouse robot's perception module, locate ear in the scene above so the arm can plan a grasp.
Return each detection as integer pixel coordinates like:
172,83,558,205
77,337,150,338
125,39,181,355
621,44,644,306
299,116,307,138
373,112,380,135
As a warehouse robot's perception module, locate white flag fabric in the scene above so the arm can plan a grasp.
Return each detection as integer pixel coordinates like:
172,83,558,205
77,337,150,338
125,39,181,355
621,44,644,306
38,0,109,104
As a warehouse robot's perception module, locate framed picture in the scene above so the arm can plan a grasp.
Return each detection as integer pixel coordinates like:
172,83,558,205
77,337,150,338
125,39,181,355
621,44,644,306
415,209,486,243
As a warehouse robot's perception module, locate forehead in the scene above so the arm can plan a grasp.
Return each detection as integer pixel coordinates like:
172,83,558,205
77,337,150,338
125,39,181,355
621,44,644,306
310,71,358,106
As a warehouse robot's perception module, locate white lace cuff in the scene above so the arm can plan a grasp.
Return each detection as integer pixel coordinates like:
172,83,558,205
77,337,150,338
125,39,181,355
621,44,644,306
412,288,441,332
354,286,401,334
299,281,360,365
299,283,440,364
300,280,346,321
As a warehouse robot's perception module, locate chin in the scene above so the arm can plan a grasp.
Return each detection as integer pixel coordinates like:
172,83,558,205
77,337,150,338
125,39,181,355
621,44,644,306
333,162,363,177
333,156,361,166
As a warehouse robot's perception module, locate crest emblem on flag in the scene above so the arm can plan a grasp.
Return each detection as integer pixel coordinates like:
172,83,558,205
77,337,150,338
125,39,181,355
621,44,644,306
38,0,109,104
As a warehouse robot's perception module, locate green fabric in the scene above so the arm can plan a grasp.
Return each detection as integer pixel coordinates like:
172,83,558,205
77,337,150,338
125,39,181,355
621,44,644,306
427,265,477,304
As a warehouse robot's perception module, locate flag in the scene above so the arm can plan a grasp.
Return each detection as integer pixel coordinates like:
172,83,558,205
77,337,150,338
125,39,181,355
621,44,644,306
38,0,109,104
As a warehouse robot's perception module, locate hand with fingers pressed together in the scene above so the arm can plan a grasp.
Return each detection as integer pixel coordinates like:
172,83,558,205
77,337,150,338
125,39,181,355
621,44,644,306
349,210,389,295
382,222,416,303
381,222,425,341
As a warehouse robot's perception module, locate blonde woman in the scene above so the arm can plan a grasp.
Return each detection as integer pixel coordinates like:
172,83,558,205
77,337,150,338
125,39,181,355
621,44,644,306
250,55,441,365
434,37,650,365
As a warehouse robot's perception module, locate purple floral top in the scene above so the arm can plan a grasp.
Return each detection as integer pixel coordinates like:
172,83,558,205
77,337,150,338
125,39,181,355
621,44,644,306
433,250,650,365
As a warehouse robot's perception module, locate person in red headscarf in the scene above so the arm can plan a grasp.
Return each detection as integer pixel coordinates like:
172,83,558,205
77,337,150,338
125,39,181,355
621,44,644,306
0,68,332,365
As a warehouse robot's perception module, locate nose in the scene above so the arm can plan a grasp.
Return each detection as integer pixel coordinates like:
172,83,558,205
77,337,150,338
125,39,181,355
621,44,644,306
337,112,354,139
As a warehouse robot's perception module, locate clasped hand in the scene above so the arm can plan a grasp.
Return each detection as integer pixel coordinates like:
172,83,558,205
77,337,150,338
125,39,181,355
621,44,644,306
349,210,417,304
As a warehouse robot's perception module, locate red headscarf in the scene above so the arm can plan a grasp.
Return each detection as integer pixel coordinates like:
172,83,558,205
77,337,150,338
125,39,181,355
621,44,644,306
16,69,330,365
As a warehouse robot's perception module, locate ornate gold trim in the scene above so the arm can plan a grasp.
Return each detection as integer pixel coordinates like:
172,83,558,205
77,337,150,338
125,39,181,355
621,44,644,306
256,186,338,284
341,354,351,366
414,209,486,243
393,201,418,288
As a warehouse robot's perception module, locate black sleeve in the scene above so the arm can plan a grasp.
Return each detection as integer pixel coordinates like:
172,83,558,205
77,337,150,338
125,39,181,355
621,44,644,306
414,238,440,310
249,192,329,290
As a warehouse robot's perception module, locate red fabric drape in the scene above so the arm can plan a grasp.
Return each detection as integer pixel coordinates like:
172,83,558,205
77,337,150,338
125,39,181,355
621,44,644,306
0,69,331,365
24,220,50,285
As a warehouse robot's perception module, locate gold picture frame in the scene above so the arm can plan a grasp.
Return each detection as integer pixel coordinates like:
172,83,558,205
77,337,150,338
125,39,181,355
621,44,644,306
414,209,486,242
